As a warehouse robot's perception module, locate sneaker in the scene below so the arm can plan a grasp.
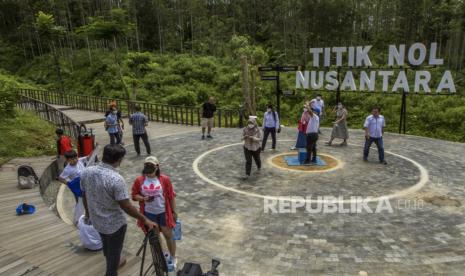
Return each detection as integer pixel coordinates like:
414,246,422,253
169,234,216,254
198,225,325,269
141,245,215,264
380,160,387,165
241,174,250,180
167,260,175,272
339,141,347,146
207,135,213,139
363,158,368,162
201,135,205,140
171,256,177,267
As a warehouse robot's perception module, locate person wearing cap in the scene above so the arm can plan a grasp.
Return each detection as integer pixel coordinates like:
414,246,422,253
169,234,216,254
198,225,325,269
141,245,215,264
131,156,178,267
242,117,262,179
81,144,157,276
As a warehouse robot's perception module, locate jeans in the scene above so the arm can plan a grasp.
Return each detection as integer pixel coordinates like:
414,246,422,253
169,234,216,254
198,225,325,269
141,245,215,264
244,147,261,175
109,132,122,145
363,137,385,162
306,133,319,162
99,224,127,276
262,127,276,150
133,133,151,155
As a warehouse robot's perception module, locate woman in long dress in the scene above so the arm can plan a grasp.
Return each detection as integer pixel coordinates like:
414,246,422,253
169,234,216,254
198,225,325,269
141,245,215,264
293,104,311,149
326,103,349,146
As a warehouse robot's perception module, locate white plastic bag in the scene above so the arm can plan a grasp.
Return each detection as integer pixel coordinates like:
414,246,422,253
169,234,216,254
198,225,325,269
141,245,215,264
74,198,85,226
77,215,102,251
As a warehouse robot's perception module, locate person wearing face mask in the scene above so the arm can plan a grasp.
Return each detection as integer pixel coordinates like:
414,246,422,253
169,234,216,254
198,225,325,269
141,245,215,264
81,144,157,276
131,156,178,268
310,95,324,133
305,108,320,164
242,117,262,179
261,104,280,151
326,102,349,146
291,104,311,150
105,105,123,145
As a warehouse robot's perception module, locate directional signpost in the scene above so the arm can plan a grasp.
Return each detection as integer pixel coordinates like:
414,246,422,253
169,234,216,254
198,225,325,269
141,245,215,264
258,65,300,116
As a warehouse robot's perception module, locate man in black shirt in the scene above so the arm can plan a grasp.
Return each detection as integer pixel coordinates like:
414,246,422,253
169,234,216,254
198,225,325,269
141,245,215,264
201,97,216,139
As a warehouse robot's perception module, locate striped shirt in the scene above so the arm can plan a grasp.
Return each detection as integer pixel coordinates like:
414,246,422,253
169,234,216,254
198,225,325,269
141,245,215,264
130,112,148,135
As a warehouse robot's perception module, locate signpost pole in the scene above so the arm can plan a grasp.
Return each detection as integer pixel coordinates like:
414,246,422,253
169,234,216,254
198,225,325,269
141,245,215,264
399,89,407,134
336,67,341,104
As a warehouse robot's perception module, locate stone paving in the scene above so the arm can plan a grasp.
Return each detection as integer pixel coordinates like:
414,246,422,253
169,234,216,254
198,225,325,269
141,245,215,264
108,127,465,275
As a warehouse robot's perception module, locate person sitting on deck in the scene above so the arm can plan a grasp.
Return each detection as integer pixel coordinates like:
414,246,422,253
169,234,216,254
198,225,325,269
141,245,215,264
58,150,93,225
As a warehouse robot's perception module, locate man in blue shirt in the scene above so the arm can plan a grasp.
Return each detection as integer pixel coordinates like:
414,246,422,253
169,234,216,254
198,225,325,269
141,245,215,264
129,105,151,156
261,104,280,151
363,106,387,165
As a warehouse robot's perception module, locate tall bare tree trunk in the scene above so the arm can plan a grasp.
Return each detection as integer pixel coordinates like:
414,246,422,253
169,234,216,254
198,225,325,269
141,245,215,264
249,68,257,115
241,55,253,115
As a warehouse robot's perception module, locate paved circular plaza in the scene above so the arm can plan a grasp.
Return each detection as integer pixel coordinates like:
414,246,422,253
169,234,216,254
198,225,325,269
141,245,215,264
117,127,465,275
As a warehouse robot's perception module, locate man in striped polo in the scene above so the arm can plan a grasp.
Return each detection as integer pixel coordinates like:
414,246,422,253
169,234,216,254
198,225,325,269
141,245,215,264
129,105,151,156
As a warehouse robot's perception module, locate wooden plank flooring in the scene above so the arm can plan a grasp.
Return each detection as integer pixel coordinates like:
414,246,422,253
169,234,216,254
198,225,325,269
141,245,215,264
0,157,144,275
0,107,198,275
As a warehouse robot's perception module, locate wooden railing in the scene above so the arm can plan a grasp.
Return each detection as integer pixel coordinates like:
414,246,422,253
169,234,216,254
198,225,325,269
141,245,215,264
17,95,81,140
18,89,244,128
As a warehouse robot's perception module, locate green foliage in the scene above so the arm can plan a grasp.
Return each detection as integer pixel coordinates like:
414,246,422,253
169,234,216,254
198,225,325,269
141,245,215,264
0,69,37,118
35,11,65,41
0,0,464,142
76,9,134,42
164,88,197,106
0,109,56,165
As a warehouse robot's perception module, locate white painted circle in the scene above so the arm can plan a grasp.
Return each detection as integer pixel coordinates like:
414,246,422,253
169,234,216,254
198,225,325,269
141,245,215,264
192,140,429,204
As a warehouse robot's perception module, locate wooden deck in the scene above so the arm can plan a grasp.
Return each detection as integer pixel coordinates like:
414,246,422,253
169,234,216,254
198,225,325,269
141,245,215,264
0,106,198,275
0,157,144,275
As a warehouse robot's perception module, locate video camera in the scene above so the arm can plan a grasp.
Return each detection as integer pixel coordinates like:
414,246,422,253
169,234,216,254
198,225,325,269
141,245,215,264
177,258,220,276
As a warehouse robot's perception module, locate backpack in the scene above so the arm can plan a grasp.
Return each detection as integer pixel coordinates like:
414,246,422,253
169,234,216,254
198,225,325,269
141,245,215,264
17,165,39,189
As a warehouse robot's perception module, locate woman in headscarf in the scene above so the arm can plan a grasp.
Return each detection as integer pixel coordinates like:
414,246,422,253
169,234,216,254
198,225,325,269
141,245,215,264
242,117,262,179
131,156,178,267
292,103,311,149
326,102,349,146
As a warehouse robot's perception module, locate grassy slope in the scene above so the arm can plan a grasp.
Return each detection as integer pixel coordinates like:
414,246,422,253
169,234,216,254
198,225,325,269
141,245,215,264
0,70,56,166
0,109,57,166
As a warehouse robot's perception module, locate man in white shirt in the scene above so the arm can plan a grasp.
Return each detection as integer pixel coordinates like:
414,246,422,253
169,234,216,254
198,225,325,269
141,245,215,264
305,109,320,163
310,95,324,133
310,95,324,115
363,106,387,164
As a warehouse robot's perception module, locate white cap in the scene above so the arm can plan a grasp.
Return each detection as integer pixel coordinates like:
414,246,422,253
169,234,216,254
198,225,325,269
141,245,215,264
144,156,160,166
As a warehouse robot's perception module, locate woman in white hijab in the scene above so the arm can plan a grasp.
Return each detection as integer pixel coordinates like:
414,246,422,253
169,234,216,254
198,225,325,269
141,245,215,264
242,116,262,179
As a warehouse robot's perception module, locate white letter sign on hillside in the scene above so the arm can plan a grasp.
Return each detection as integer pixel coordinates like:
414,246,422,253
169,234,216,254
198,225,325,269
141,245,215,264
297,42,456,93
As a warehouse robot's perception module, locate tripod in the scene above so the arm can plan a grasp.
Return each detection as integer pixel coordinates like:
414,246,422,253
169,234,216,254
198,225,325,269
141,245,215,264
136,229,168,276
